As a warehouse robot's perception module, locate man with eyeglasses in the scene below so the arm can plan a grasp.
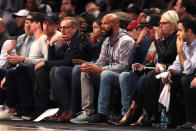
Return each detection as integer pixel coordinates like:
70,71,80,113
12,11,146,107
31,16,91,120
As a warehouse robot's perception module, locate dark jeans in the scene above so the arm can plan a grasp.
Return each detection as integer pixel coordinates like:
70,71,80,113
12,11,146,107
53,65,82,114
181,75,196,122
6,66,35,108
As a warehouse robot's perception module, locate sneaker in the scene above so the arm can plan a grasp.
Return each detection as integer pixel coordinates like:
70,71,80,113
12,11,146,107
177,122,194,130
192,124,196,130
70,111,89,124
0,110,17,120
88,113,107,124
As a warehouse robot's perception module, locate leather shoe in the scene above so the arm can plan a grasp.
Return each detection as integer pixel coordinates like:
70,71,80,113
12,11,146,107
58,112,75,122
47,113,61,121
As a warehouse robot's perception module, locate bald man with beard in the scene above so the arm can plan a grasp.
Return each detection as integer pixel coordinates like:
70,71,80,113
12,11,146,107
70,13,135,124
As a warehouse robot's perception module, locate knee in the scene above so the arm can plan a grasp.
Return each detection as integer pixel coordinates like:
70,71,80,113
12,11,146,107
119,72,129,82
100,70,114,81
55,67,64,77
72,65,81,76
146,70,156,80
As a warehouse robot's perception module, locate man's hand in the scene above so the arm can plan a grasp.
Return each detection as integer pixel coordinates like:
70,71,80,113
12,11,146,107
7,54,24,64
7,40,16,54
176,35,184,53
34,61,45,72
191,77,196,88
72,59,87,65
154,27,162,40
136,27,148,46
81,63,102,73
155,64,166,73
50,35,65,46
0,77,6,90
132,63,144,72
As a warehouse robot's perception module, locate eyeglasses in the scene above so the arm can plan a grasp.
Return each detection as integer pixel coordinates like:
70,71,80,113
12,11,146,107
59,26,72,30
159,22,170,26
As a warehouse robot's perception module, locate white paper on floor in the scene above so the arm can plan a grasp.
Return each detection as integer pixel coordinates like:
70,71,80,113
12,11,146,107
33,108,59,122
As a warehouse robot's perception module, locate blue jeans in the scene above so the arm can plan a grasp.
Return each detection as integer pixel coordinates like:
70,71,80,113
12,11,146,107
70,65,82,113
98,70,132,116
119,71,145,114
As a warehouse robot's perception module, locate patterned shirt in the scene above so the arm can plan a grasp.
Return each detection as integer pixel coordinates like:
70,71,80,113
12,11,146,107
95,29,135,73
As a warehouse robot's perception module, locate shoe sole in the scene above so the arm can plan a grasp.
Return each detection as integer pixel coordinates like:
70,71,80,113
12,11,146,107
70,120,89,124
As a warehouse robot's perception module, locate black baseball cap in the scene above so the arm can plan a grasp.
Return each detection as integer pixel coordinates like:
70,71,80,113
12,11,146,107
44,13,59,24
26,12,44,22
146,14,161,27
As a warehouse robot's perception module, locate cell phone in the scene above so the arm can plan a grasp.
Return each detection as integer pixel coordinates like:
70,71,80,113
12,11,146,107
11,36,17,41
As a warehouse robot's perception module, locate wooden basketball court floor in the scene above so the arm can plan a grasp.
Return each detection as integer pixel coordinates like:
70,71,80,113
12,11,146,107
0,120,192,131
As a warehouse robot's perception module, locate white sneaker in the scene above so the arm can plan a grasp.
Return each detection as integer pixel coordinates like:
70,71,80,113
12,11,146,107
0,110,17,120
70,111,89,124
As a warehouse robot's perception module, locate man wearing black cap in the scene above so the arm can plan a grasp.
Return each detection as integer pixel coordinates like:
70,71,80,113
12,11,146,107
116,14,161,126
0,12,49,119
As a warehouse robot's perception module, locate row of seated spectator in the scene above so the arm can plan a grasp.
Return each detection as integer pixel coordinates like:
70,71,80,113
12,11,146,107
0,0,195,130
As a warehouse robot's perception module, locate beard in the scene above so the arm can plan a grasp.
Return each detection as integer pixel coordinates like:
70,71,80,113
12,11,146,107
103,27,113,37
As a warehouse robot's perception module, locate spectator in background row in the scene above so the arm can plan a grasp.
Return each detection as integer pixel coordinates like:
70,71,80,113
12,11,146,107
137,9,154,31
85,2,101,18
0,0,24,36
127,20,139,41
61,0,75,16
114,11,131,30
173,0,196,19
25,0,38,12
126,4,142,21
12,9,29,37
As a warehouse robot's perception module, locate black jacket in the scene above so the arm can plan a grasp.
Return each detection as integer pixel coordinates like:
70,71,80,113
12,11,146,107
154,31,178,67
44,30,91,69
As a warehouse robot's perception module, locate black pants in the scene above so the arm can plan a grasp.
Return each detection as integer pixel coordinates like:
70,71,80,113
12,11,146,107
6,66,35,108
181,75,196,122
144,70,186,125
0,68,6,105
34,67,53,110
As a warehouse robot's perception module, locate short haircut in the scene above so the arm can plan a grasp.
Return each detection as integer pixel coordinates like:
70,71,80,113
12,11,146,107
178,16,196,34
161,10,179,26
62,17,78,28
181,0,196,16
127,4,141,15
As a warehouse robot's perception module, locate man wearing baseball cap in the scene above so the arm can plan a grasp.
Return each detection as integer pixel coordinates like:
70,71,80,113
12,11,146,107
12,9,29,37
